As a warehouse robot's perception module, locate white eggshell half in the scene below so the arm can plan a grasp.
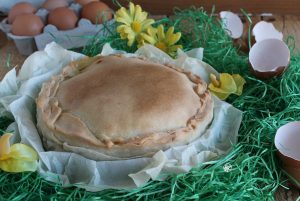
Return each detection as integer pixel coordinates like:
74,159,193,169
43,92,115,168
220,11,243,39
252,21,283,42
249,38,290,72
275,122,300,161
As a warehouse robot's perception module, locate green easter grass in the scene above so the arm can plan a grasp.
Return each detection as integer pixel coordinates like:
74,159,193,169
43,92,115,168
1,6,300,201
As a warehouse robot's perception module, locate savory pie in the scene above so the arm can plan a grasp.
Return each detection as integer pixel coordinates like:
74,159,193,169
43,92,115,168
36,55,214,160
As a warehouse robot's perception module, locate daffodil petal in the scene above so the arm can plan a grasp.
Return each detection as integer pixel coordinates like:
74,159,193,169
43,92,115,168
166,26,174,40
141,19,155,31
117,25,126,33
127,40,133,47
120,32,128,39
210,74,220,87
115,8,131,23
9,144,38,161
219,73,237,93
147,26,157,35
208,73,244,100
123,26,134,34
115,17,131,26
0,133,12,157
169,32,181,45
139,11,148,22
128,32,135,39
134,5,143,21
119,26,136,44
116,7,129,17
232,74,246,95
208,83,232,100
209,83,231,93
137,39,145,48
127,36,135,46
168,45,182,52
0,143,38,173
157,25,165,41
0,144,38,161
140,33,157,44
0,159,37,172
129,2,135,19
211,91,231,100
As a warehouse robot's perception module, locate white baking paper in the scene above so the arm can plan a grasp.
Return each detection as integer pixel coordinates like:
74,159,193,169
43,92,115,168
0,42,242,191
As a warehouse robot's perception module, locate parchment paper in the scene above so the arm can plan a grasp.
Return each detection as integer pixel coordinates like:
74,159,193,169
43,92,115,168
0,42,242,191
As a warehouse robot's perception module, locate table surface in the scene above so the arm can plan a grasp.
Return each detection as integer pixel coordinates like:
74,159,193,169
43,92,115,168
102,0,300,15
0,15,300,201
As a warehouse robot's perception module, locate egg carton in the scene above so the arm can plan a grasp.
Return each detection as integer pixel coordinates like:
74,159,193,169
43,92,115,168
0,0,74,14
0,2,114,55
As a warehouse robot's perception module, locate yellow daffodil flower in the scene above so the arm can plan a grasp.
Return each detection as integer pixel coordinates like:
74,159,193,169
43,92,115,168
0,133,38,173
209,73,246,100
140,25,182,56
115,2,155,46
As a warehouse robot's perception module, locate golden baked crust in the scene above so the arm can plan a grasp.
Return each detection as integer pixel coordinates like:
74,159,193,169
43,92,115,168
36,55,214,160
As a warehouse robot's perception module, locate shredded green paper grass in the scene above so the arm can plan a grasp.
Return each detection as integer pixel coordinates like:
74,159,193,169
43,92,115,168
1,6,300,201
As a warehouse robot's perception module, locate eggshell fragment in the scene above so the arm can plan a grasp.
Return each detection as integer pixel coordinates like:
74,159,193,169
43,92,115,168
11,13,44,36
249,38,290,79
48,7,78,30
8,2,37,24
252,21,283,42
42,0,69,11
275,121,300,188
275,122,300,162
75,0,99,6
81,1,113,24
220,11,243,39
234,16,260,53
282,166,300,188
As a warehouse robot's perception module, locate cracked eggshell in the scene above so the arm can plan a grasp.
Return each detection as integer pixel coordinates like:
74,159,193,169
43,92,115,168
238,16,261,53
252,21,283,42
249,38,290,79
275,122,300,188
220,11,243,39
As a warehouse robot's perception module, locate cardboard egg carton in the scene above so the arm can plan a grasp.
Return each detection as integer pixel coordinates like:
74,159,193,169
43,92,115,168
0,2,113,55
0,0,69,14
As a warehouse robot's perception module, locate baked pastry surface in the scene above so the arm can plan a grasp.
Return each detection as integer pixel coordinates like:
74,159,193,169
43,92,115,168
36,55,214,160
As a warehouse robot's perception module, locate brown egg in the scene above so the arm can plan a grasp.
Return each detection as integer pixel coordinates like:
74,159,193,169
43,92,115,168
75,0,99,6
48,7,78,30
42,0,69,11
12,14,44,36
81,1,112,24
8,2,37,24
